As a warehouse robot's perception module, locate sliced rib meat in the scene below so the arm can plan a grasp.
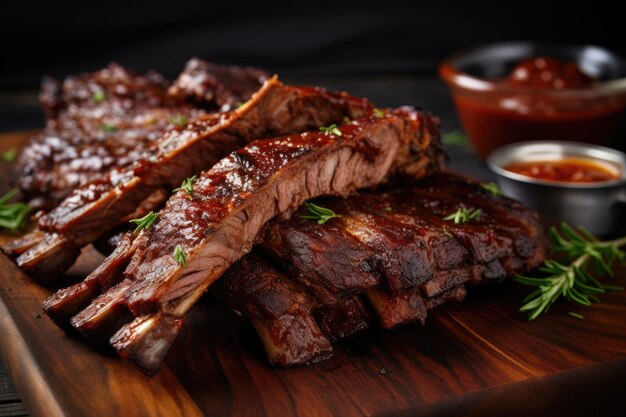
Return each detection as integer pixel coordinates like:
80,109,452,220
215,173,545,366
52,108,441,374
13,59,269,209
6,77,372,281
13,63,192,208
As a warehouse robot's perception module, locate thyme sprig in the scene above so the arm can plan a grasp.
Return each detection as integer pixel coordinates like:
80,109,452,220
443,207,482,224
373,108,385,118
174,175,198,195
300,202,341,224
480,182,503,196
168,113,188,127
129,211,158,234
515,223,626,321
101,123,117,133
319,124,342,137
173,244,188,266
442,131,469,148
92,91,106,102
0,188,30,232
1,149,18,162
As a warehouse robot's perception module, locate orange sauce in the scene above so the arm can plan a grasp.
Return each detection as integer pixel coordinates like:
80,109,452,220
505,158,619,183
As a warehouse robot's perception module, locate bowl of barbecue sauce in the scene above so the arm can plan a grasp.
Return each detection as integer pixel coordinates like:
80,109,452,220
487,141,626,236
440,42,626,158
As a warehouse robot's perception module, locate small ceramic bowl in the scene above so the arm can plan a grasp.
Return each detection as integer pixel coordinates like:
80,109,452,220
487,141,626,236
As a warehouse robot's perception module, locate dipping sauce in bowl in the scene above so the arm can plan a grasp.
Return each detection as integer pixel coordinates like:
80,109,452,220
440,42,626,158
507,56,594,89
487,141,626,236
505,158,620,183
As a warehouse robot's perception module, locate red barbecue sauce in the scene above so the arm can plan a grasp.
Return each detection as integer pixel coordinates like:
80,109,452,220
507,57,594,89
505,158,619,183
454,56,624,158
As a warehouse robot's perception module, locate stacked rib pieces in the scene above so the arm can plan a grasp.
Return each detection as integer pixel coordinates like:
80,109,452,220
2,60,546,375
216,173,546,366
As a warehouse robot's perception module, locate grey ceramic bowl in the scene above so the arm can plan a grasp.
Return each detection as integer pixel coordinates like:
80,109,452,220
487,141,626,236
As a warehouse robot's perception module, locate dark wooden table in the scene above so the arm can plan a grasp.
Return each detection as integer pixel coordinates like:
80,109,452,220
1,74,625,417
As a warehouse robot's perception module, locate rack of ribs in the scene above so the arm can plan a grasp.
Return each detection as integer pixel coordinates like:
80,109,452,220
213,172,546,366
42,108,444,374
12,59,269,209
3,77,372,280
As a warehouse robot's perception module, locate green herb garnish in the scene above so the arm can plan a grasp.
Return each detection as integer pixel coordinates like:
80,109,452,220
443,207,482,224
300,202,341,224
92,91,106,102
0,188,30,232
129,211,159,234
1,149,18,162
373,108,385,118
173,175,198,195
168,114,188,127
442,131,469,148
515,223,626,321
101,123,117,133
173,244,187,266
480,182,503,196
568,312,584,320
319,124,342,137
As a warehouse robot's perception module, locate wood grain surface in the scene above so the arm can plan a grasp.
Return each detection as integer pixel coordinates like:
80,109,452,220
1,130,625,417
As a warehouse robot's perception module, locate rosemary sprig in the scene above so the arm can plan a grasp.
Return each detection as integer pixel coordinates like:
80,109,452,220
1,149,18,162
174,175,198,195
129,211,158,234
300,202,341,224
480,182,503,196
443,207,482,224
173,244,187,266
373,108,385,118
515,223,626,321
0,188,30,232
92,91,106,103
319,124,342,137
168,113,188,127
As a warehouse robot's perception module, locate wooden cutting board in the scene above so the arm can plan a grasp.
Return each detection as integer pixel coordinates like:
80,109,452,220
1,131,625,417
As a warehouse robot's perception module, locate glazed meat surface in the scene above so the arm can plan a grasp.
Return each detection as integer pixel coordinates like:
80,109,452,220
6,78,371,280
43,108,443,374
12,59,269,208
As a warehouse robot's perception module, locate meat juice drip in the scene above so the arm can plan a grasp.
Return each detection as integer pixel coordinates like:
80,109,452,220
505,158,620,183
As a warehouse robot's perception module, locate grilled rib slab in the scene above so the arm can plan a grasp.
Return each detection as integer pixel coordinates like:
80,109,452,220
6,78,371,281
45,108,442,374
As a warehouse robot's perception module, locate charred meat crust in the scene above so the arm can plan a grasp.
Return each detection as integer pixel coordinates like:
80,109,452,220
215,173,545,366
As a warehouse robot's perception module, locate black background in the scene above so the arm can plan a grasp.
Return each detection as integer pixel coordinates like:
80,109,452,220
1,0,624,87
